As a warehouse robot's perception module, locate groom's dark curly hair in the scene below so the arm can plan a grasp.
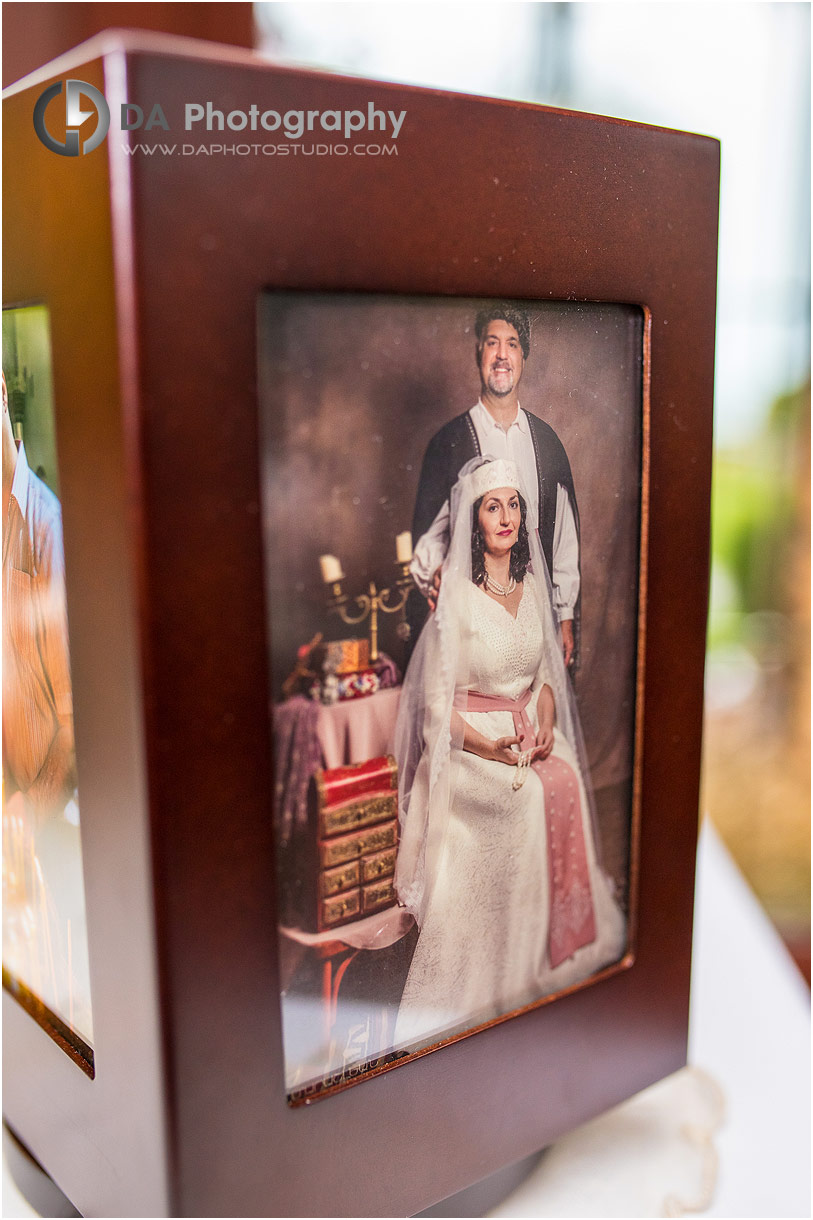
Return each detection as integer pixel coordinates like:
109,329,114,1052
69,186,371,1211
471,490,531,587
474,304,531,361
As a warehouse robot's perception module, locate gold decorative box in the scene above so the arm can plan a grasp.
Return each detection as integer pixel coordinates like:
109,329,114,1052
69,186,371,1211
307,755,399,931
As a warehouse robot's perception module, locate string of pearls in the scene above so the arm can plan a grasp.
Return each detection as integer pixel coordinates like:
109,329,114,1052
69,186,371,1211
484,570,516,597
511,748,535,790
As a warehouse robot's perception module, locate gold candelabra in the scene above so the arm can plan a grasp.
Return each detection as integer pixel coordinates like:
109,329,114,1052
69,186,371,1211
319,534,413,661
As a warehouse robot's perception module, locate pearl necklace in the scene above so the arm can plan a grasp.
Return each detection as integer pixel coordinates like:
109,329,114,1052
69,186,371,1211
484,570,516,597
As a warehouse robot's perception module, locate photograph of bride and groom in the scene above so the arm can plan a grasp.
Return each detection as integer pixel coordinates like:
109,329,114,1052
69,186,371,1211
259,292,644,1101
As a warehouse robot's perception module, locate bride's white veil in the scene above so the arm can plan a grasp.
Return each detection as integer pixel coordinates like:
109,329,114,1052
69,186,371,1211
395,456,599,926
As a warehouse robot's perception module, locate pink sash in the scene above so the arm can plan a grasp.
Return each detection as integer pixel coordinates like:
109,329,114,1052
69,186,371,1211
454,688,597,967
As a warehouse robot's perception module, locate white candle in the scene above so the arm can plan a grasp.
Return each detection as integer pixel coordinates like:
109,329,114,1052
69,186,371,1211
395,531,413,563
319,554,344,583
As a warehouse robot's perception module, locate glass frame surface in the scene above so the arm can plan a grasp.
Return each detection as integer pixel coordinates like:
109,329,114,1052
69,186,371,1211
259,292,645,1101
2,304,94,1072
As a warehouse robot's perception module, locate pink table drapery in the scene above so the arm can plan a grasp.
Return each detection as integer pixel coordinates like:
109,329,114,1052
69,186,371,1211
315,686,401,769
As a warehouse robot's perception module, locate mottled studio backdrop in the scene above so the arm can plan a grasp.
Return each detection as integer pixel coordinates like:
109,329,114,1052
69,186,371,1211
258,295,643,891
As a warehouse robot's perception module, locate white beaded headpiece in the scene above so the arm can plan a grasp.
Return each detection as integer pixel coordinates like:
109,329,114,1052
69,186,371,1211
467,458,521,500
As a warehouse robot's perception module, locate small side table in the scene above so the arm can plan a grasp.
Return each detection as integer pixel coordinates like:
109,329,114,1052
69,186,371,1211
315,686,402,768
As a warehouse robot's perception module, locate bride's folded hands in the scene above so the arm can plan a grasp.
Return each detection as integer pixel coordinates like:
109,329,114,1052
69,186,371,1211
451,683,556,767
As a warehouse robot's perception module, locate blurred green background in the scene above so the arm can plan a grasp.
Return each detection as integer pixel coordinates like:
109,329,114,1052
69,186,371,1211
705,379,810,976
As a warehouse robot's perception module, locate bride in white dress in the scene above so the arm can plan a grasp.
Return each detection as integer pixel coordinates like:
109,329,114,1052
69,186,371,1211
393,457,626,1051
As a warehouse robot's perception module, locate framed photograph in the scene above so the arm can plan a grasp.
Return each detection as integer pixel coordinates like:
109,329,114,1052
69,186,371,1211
2,32,718,1217
260,293,644,1102
2,305,94,1075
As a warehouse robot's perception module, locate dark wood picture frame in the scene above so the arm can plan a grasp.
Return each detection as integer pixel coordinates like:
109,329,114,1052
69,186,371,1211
2,31,719,1218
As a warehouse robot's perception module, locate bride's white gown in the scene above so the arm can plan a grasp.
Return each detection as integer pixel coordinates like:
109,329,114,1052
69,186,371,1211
394,573,627,1050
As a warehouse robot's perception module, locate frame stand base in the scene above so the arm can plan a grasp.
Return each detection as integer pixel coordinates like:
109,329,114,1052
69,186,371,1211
414,1148,544,1217
4,1120,542,1218
3,1123,81,1218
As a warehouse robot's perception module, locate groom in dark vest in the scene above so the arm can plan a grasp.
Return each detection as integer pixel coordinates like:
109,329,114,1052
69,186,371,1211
409,304,581,667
